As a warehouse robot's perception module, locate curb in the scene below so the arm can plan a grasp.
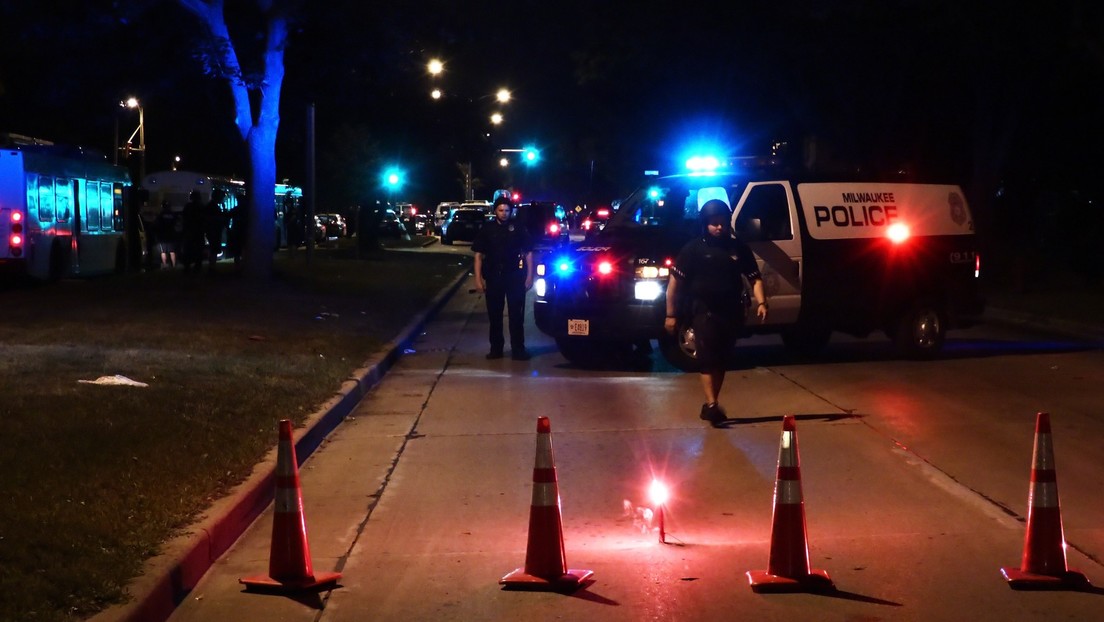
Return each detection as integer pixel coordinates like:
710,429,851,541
92,266,472,622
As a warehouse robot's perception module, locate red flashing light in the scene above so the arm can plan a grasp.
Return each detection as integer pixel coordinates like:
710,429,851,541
10,211,22,223
548,222,560,235
582,218,593,230
410,206,417,215
597,260,613,275
512,192,521,201
887,223,910,244
663,257,673,267
596,208,610,217
10,233,23,247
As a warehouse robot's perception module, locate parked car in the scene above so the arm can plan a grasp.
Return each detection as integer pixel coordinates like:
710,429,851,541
377,209,407,237
581,205,613,234
409,213,435,235
440,207,488,244
513,201,569,250
435,201,460,230
317,213,347,239
310,215,327,244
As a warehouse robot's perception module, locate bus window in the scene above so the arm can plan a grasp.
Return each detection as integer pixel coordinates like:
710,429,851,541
55,178,71,222
26,173,38,222
38,176,54,223
85,180,101,232
105,183,117,231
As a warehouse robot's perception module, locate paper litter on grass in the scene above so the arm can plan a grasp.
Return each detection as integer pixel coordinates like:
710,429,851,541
77,375,149,388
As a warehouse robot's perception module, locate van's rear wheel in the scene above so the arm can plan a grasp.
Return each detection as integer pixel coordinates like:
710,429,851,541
893,304,945,358
658,323,701,372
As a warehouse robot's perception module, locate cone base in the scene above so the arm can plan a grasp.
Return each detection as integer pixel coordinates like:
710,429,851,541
240,571,342,592
747,569,835,593
499,567,594,592
1001,566,1090,590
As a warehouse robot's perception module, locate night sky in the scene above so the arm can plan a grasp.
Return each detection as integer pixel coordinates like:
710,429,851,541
2,1,1103,217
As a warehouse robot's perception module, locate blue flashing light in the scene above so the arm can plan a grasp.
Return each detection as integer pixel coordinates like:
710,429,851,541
647,187,661,200
554,256,573,274
685,155,721,172
523,146,540,165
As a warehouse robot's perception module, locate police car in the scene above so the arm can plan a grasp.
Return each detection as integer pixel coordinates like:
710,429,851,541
533,157,984,370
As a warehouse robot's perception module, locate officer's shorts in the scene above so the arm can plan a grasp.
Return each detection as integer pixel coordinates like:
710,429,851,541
692,310,744,372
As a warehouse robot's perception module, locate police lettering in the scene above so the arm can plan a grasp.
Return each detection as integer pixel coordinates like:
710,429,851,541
813,204,898,227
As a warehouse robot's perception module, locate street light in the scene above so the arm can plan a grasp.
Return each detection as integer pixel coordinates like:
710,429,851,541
431,88,442,100
172,155,181,171
490,112,503,125
427,58,444,76
496,88,511,104
120,97,146,181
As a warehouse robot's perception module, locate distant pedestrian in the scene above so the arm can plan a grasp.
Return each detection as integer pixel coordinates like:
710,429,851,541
203,189,226,272
181,190,205,273
227,200,247,264
154,200,179,269
472,196,534,360
664,199,767,426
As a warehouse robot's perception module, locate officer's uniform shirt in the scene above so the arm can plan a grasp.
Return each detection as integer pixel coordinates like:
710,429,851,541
472,216,533,277
672,233,761,315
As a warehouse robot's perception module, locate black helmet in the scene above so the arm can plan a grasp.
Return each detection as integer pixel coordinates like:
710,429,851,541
699,199,731,222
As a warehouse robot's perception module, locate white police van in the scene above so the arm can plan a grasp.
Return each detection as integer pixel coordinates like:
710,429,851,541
533,159,984,370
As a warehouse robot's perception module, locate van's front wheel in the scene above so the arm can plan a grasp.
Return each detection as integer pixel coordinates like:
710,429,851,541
892,304,945,358
658,323,701,372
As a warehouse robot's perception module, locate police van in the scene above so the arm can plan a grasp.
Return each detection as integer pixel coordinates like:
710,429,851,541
533,160,984,370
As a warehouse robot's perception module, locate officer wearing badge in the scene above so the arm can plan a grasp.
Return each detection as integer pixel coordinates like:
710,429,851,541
473,196,535,360
664,199,767,426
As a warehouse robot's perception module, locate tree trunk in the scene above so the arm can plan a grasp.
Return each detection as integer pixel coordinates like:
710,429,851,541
244,126,277,279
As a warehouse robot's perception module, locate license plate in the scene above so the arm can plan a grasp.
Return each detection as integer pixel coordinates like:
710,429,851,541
567,319,589,336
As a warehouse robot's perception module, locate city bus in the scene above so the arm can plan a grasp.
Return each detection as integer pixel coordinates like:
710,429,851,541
0,142,131,280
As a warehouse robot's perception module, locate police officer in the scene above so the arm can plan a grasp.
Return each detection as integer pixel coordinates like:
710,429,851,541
664,199,767,426
472,196,535,360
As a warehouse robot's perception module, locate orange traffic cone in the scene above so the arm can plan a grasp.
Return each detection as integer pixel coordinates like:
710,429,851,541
1000,412,1090,589
747,415,834,593
240,419,341,591
500,416,594,591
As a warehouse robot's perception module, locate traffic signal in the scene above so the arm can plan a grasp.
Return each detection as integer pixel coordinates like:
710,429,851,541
381,167,405,190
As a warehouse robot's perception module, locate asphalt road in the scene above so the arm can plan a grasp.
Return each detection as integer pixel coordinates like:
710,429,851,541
160,272,1104,621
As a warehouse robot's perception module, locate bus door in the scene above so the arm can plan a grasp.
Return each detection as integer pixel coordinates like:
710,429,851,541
732,181,803,326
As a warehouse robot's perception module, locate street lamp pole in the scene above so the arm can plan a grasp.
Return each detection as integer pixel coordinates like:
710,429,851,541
122,97,146,181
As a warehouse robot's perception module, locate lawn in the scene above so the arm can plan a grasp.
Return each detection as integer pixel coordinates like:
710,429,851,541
0,242,470,621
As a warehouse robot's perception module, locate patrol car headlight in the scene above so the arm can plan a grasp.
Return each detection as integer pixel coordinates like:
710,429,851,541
636,266,659,279
536,263,546,276
659,267,669,277
634,280,663,301
535,278,546,297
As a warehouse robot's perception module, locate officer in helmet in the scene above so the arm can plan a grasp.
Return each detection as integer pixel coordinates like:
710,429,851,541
664,198,768,426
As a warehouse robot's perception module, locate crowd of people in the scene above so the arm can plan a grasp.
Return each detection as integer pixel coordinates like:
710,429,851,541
142,189,246,272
